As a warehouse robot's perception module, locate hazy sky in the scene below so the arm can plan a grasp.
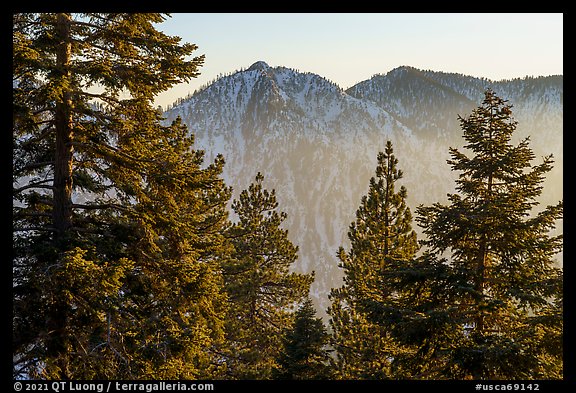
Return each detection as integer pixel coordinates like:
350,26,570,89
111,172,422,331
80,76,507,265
153,13,563,109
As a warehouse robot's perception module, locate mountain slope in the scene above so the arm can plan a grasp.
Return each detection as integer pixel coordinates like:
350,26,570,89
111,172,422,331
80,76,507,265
164,62,563,317
347,67,563,207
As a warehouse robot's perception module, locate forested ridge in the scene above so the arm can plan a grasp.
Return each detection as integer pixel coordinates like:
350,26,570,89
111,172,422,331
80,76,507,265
13,13,563,381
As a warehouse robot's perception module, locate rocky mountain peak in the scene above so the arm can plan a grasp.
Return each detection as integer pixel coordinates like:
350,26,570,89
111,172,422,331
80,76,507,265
247,60,271,72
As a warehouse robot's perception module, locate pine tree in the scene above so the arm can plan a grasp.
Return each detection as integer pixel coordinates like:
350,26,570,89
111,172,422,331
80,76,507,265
404,89,563,379
220,173,314,379
328,141,419,379
108,117,232,379
275,298,333,380
13,13,231,379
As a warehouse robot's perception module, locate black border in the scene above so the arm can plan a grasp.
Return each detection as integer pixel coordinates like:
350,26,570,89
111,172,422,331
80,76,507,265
8,8,569,392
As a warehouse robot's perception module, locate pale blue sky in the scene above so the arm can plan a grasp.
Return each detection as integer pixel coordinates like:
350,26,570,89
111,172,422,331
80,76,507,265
153,13,563,109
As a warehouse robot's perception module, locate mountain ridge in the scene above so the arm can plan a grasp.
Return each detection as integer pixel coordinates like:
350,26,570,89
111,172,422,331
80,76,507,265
168,62,562,109
163,62,563,317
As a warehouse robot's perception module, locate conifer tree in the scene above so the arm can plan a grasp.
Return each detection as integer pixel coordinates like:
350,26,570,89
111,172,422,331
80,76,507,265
275,298,333,380
328,141,419,379
107,117,232,379
404,89,563,379
220,173,314,379
13,13,231,379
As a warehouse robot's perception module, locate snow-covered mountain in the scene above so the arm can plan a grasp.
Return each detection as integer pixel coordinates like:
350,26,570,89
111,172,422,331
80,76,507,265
347,65,562,151
164,62,563,317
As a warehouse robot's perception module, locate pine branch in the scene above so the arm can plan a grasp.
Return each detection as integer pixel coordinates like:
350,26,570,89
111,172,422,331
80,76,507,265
14,161,54,175
71,141,156,166
13,179,54,194
18,126,56,149
13,226,56,232
13,211,52,219
72,202,129,211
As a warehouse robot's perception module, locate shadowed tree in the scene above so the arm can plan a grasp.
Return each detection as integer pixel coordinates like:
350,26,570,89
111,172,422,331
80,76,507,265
220,172,314,379
328,141,419,379
13,13,232,379
275,298,333,380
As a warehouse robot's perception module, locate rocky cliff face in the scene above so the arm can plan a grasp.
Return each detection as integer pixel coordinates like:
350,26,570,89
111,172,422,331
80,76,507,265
164,62,563,316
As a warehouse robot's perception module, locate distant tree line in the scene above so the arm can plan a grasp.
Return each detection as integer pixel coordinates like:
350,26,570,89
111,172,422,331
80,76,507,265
13,13,562,380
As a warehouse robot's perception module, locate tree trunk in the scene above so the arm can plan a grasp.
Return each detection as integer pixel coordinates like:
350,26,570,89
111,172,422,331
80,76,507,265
475,238,487,333
47,12,74,379
53,12,74,240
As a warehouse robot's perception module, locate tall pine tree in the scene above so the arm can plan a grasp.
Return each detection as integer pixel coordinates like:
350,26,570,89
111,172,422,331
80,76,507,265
403,89,563,379
220,173,314,379
13,13,231,379
328,141,419,379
